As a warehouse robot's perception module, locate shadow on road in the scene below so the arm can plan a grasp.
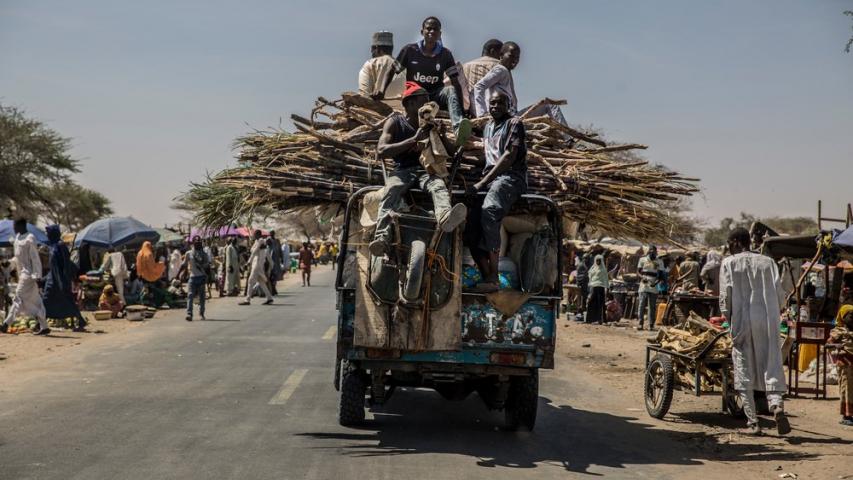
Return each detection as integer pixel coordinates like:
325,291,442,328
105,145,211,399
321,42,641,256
297,389,819,475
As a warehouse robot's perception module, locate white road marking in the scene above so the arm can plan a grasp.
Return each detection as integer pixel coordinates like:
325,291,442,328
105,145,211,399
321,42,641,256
321,326,337,340
268,368,308,405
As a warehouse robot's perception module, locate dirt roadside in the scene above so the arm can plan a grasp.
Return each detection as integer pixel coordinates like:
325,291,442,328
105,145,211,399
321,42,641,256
555,317,853,480
0,267,312,368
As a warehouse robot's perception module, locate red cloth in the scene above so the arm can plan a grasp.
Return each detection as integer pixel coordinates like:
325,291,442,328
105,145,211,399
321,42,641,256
402,81,427,99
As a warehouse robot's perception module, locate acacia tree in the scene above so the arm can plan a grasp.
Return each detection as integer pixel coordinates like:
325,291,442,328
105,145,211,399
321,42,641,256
0,104,78,217
42,183,114,231
703,213,817,246
0,103,113,228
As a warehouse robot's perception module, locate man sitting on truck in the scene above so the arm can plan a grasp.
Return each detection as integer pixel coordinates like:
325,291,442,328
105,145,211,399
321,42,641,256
467,91,528,293
387,16,471,146
358,31,397,100
368,81,468,257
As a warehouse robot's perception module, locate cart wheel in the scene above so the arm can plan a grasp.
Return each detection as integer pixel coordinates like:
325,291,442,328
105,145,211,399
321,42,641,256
338,366,366,426
505,371,539,431
723,389,745,419
645,354,674,419
402,240,426,301
721,368,745,418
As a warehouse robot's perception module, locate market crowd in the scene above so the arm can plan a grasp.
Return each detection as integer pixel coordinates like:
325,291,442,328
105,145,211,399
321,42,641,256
1,216,340,329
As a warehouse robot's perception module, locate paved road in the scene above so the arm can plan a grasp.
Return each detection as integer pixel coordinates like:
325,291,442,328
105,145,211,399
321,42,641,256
1,268,707,479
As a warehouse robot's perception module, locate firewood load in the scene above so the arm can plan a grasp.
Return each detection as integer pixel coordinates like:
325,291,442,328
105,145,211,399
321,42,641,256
650,312,732,388
180,93,699,242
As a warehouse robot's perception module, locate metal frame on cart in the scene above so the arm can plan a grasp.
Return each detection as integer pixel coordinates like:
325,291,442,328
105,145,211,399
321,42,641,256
644,329,741,419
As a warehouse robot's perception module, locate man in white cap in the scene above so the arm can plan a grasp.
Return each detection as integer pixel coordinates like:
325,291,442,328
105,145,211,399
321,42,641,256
358,31,397,99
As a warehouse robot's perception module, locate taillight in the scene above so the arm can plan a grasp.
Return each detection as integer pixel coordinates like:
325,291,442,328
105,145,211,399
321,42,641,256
490,352,528,366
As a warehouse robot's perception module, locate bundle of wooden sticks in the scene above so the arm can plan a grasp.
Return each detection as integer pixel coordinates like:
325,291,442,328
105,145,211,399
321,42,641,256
181,93,699,241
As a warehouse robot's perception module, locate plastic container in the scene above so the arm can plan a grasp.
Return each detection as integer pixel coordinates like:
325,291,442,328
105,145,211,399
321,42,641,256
498,257,520,289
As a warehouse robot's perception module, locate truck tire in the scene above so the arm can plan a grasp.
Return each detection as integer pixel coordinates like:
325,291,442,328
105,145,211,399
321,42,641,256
644,354,674,419
505,372,538,431
402,240,426,301
333,356,343,392
339,368,366,426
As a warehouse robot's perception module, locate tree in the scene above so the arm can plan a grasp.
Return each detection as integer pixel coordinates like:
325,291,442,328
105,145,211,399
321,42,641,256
0,103,113,227
0,104,79,217
702,213,817,246
42,183,114,231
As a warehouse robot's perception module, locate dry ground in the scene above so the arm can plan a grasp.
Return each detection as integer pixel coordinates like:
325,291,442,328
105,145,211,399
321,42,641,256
556,317,853,479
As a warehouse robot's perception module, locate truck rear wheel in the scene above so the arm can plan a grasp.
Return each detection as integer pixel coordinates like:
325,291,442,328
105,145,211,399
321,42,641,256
339,367,366,426
505,372,538,431
402,240,426,301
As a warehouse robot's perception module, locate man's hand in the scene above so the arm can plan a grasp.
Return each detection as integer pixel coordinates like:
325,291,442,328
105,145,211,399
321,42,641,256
415,124,433,142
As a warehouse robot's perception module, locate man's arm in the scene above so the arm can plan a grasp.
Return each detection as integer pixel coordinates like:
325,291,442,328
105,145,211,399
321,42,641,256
472,66,505,118
719,261,732,318
383,48,408,94
27,238,42,279
358,61,372,97
474,144,519,191
376,117,429,159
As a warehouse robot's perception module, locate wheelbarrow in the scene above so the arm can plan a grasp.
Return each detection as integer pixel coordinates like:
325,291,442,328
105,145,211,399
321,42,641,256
643,330,744,419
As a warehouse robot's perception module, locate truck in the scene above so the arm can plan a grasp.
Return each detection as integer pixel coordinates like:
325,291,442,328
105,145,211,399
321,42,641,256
333,186,562,431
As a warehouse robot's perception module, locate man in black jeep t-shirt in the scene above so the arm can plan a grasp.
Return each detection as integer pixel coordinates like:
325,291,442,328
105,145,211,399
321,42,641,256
391,16,471,147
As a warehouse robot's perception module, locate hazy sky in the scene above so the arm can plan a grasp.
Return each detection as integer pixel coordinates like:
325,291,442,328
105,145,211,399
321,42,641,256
2,1,852,228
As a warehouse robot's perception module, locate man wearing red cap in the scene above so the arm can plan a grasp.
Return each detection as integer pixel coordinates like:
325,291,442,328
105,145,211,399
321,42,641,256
369,81,467,257
389,16,471,146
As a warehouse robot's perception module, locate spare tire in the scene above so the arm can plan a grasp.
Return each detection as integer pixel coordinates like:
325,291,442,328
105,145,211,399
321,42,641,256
403,240,426,301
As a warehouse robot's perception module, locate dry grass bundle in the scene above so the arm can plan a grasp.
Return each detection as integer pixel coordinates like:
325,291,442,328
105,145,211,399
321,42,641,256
179,92,699,241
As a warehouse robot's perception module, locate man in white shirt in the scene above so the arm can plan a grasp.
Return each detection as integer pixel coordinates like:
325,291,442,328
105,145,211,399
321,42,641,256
102,249,129,304
636,245,665,330
473,42,520,118
358,31,397,99
1,218,50,335
462,39,502,114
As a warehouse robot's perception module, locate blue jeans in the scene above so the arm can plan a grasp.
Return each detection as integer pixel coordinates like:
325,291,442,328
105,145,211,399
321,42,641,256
187,275,206,318
429,86,464,129
374,166,451,244
637,291,657,328
480,174,526,252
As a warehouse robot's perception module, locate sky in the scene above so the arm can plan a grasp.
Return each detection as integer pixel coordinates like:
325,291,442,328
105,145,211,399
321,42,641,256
2,0,852,229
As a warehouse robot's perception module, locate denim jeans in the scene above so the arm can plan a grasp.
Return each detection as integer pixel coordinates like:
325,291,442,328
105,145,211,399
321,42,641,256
374,166,451,244
637,291,657,327
479,174,526,252
429,86,464,129
187,275,206,318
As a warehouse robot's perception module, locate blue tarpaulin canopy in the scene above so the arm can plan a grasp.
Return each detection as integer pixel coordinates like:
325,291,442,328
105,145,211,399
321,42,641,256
832,226,853,251
0,220,49,247
74,217,159,249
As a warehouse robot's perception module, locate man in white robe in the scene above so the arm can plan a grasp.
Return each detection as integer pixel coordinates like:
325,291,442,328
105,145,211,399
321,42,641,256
238,231,273,305
1,219,50,335
102,249,129,304
720,227,790,435
168,248,182,282
224,238,240,296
